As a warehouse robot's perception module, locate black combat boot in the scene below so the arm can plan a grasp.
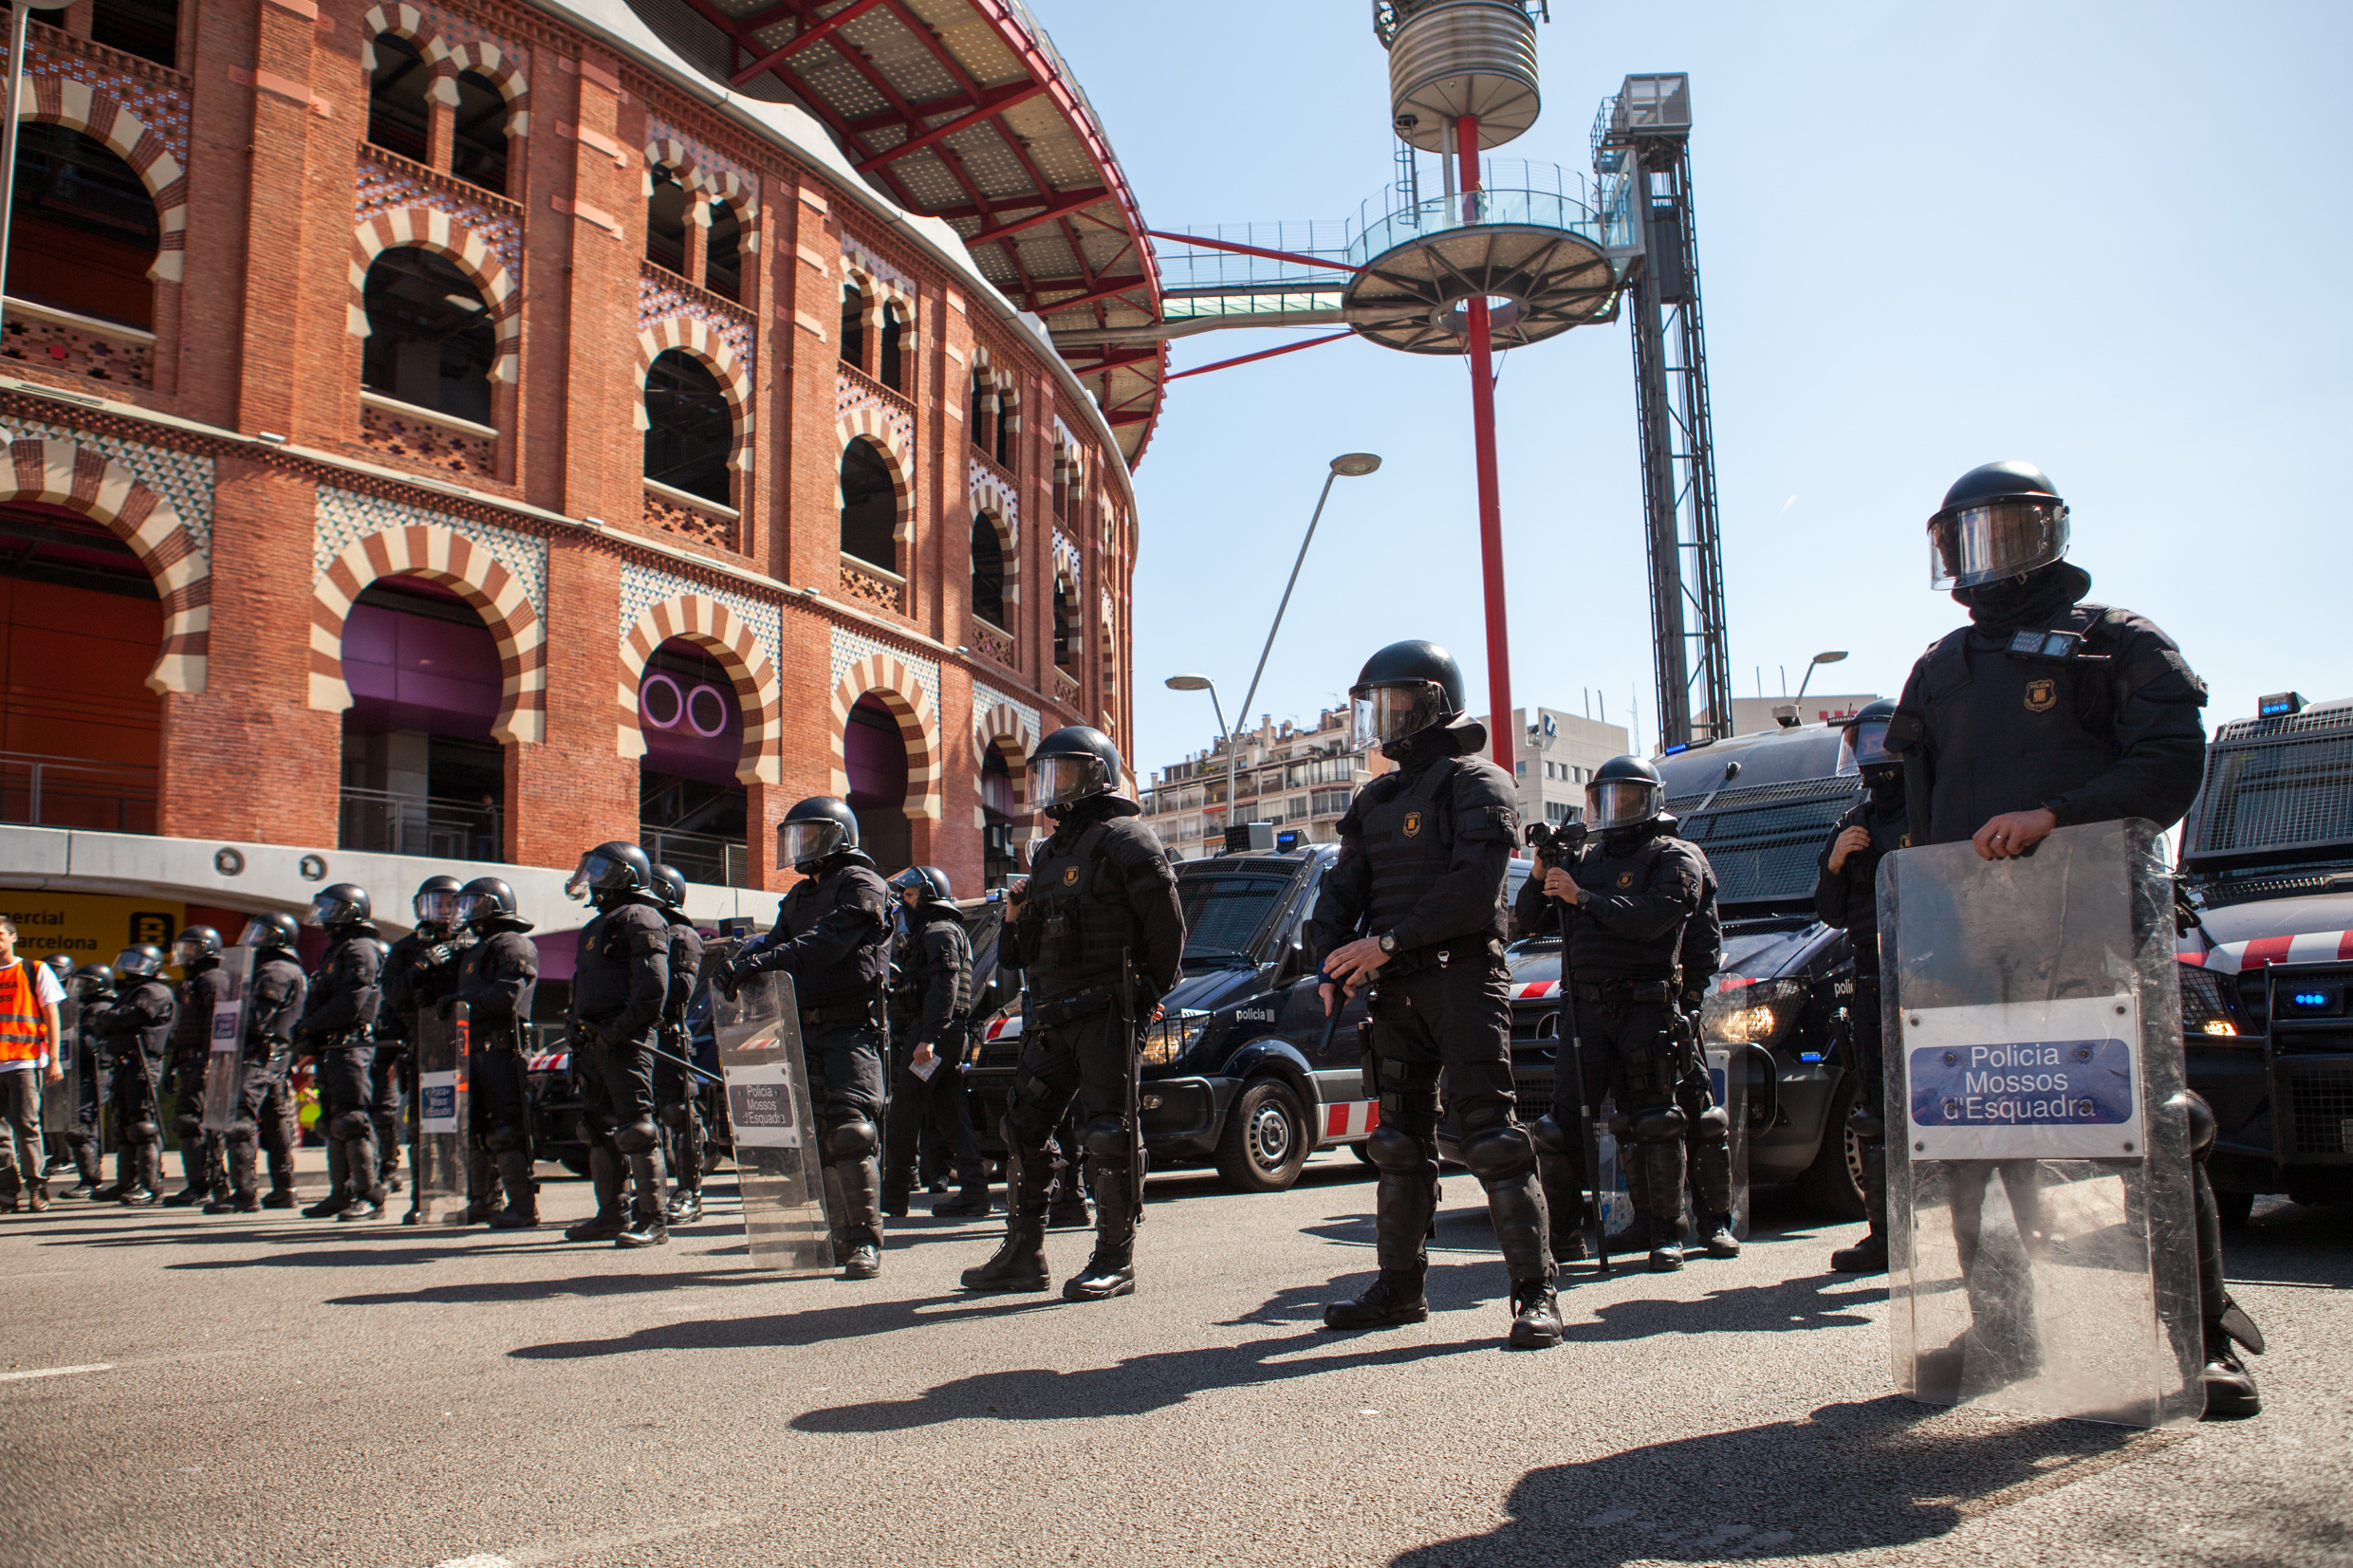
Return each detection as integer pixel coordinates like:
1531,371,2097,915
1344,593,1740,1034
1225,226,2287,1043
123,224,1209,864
1063,1174,1138,1301
1323,1269,1430,1330
338,1187,387,1222
565,1147,627,1241
204,1190,260,1214
1829,1229,1888,1273
843,1241,881,1279
615,1209,669,1249
880,1184,911,1219
961,1220,1049,1292
934,1175,992,1218
1831,1140,1889,1272
664,1187,702,1226
1047,1193,1092,1228
1508,1279,1564,1348
1697,1216,1741,1259
303,1191,352,1218
1648,1234,1685,1271
263,1185,300,1209
2200,1310,2263,1420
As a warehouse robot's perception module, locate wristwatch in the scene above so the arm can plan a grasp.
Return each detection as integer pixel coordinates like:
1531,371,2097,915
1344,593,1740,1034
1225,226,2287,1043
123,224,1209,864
1378,932,1398,954
1575,889,1592,908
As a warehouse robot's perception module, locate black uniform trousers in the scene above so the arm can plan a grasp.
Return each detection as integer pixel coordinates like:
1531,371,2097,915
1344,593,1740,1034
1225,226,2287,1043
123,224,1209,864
1364,957,1550,1283
370,1043,406,1180
66,1043,108,1185
467,1042,533,1214
800,1019,885,1248
168,1045,225,1192
1002,1005,1135,1225
579,1041,664,1223
223,1053,291,1197
1546,993,1689,1239
1848,975,1890,1242
316,1043,380,1202
652,1029,706,1196
882,1024,982,1197
108,1046,166,1190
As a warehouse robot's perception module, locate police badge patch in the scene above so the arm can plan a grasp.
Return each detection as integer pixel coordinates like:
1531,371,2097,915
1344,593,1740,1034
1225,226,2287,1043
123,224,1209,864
1401,811,1422,838
1617,872,1636,889
2025,678,2057,713
1062,866,1080,886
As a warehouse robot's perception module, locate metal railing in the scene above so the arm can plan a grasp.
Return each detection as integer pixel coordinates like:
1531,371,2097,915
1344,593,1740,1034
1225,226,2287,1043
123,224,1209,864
338,787,503,861
640,826,750,888
0,751,157,834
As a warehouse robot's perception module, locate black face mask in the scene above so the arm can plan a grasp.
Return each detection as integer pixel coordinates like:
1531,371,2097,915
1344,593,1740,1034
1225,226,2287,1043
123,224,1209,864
1953,561,2091,632
1862,766,1904,804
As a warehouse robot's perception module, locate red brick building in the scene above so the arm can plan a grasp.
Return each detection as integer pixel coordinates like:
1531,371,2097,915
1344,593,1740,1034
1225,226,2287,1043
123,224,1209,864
0,0,1167,932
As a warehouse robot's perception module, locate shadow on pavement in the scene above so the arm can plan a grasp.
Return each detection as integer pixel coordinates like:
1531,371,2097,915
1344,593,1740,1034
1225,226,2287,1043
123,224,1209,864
1563,1273,1881,1341
1392,1397,2150,1566
510,1290,1064,1358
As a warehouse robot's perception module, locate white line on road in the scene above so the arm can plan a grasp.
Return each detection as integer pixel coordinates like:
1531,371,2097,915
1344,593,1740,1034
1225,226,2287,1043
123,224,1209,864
435,1512,743,1567
0,1362,113,1382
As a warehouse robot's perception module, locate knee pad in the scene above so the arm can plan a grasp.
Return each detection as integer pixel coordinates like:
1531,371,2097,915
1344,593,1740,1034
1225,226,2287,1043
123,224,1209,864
329,1110,373,1140
613,1118,659,1155
2170,1089,2216,1160
128,1120,161,1142
658,1101,693,1133
1461,1123,1535,1183
1528,1114,1570,1158
1847,1104,1886,1144
1364,1124,1424,1174
1630,1104,1687,1143
172,1111,203,1143
224,1122,258,1149
824,1116,879,1161
1691,1105,1731,1145
1083,1116,1128,1161
485,1123,528,1153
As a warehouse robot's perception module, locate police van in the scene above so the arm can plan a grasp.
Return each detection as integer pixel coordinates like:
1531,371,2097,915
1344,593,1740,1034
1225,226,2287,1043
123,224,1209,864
965,844,1535,1192
2174,692,2353,1222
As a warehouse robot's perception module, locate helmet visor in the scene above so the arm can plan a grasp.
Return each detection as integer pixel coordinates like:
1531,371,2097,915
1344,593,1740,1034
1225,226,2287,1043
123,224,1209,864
1351,681,1444,750
778,820,846,870
235,919,283,949
1837,719,1893,775
1032,752,1108,811
887,867,928,902
1928,500,2069,589
305,894,360,928
114,948,159,978
414,888,459,927
1585,778,1662,831
454,893,499,927
563,852,623,902
170,935,206,968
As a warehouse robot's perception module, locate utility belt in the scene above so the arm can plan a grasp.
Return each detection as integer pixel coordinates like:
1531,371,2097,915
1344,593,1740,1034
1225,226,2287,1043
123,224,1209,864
1376,935,1504,981
1571,978,1677,1006
800,995,884,1032
1027,982,1121,1030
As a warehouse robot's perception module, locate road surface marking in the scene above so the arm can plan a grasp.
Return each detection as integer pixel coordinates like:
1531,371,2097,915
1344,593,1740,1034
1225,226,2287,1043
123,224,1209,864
0,1363,113,1382
437,1512,743,1567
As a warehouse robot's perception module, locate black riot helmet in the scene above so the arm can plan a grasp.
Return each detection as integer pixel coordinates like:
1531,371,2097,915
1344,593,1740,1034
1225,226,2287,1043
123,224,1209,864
41,953,73,985
565,840,652,904
1028,726,1128,816
171,926,222,970
889,865,954,906
238,913,302,952
114,944,166,981
777,796,862,874
651,864,688,910
1349,639,1468,755
1927,461,2070,590
412,874,464,932
73,963,115,1000
1586,754,1665,833
1836,699,1901,777
306,884,372,930
454,876,522,932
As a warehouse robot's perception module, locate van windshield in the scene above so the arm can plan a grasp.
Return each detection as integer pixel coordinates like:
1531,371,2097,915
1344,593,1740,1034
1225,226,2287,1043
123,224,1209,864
1177,872,1292,964
1716,922,1819,982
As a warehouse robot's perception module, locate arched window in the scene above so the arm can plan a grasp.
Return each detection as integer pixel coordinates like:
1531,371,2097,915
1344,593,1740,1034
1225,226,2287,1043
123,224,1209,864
646,169,689,275
340,575,507,860
5,124,158,331
994,384,1014,468
452,70,510,194
91,0,179,68
839,282,866,369
361,248,495,424
367,33,433,165
971,515,1006,628
639,639,749,888
844,693,911,870
643,350,732,505
705,201,742,303
969,368,991,450
879,304,905,393
839,437,896,569
1052,574,1074,670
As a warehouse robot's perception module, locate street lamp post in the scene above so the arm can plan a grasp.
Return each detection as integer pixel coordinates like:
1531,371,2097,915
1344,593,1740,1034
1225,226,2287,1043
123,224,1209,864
1793,649,1848,705
0,1,75,333
1167,452,1380,854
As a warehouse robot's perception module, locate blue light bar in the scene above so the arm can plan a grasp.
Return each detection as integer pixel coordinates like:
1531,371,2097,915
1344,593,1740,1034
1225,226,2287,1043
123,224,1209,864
2258,691,2306,718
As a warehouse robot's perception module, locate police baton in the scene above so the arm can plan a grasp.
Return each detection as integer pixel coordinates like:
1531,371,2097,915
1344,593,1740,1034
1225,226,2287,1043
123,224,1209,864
1529,821,1608,1276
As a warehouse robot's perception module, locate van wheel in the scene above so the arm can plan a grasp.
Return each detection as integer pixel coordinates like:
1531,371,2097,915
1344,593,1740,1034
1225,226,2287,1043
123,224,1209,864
1796,1079,1866,1221
2216,1189,2254,1230
1351,1140,1378,1168
1215,1079,1309,1193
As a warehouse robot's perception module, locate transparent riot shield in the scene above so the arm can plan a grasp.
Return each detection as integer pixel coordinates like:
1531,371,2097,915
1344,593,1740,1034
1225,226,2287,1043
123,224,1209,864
42,994,78,1138
1588,1045,1750,1242
412,1001,471,1223
198,948,254,1134
713,971,834,1274
1881,819,2202,1428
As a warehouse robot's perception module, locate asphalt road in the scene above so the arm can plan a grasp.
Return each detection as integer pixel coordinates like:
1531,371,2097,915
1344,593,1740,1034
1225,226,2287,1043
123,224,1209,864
2,1153,2345,1568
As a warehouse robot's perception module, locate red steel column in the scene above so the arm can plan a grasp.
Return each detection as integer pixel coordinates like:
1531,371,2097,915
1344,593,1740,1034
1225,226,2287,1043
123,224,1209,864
1457,114,1514,775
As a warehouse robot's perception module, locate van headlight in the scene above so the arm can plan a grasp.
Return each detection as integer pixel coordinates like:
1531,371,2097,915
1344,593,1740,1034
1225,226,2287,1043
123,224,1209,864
2178,966,2241,1039
1704,978,1807,1048
1143,1010,1213,1066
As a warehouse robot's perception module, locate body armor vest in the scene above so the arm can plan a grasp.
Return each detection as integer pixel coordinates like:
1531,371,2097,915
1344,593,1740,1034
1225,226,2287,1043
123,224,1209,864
301,933,383,1045
247,955,307,1055
104,979,175,1060
170,964,228,1061
1827,794,1909,978
664,917,704,1028
459,930,539,1044
1356,757,1468,939
894,912,973,1021
573,899,667,1028
1566,829,1693,982
1902,604,2131,847
1025,819,1140,998
774,861,894,1006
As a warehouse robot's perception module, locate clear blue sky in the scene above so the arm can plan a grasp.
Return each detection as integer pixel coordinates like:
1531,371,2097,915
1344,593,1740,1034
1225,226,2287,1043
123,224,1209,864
1031,1,2351,781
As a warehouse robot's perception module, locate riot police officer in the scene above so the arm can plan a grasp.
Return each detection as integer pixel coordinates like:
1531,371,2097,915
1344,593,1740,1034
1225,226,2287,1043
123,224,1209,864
291,885,388,1221
92,945,175,1206
454,877,540,1229
1886,459,2256,1419
649,864,708,1227
63,964,114,1199
210,914,308,1214
564,842,673,1248
1526,754,1719,1274
883,865,990,1219
381,875,473,1207
1307,644,1560,1346
162,927,231,1208
726,799,895,1279
1814,700,1906,1273
963,728,1183,1301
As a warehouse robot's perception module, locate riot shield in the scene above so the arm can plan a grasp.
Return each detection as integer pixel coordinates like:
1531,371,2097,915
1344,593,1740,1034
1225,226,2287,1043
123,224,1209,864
1881,819,2202,1428
713,971,833,1274
198,948,254,1135
42,994,77,1138
1586,1045,1750,1242
412,1001,471,1223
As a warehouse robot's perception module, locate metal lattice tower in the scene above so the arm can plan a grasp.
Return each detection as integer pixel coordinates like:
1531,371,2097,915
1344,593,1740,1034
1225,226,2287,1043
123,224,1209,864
1599,75,1733,747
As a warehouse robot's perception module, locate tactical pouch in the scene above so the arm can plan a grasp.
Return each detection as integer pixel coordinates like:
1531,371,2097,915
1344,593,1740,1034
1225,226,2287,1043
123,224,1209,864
1359,1020,1381,1101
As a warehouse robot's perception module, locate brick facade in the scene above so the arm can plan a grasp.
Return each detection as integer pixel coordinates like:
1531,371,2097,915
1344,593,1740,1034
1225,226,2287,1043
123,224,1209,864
2,0,1138,896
